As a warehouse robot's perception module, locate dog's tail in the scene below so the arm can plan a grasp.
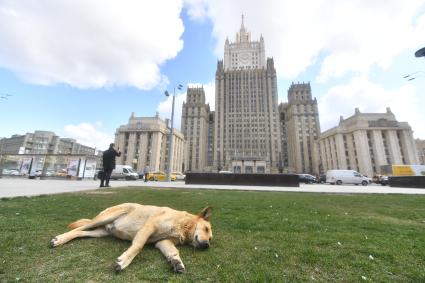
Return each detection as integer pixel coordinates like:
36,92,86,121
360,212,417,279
68,219,92,229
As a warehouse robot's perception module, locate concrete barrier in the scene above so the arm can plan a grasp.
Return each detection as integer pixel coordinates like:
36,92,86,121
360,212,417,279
185,173,299,187
389,176,425,188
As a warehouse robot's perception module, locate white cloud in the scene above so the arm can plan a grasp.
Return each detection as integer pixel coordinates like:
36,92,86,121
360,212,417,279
62,122,113,150
156,81,215,130
318,77,425,139
185,0,208,22
0,0,184,89
185,0,425,81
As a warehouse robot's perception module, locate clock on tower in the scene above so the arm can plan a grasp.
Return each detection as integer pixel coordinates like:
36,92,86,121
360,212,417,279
239,52,250,66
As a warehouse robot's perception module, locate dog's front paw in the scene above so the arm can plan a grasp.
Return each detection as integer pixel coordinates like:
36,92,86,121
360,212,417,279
50,237,60,248
114,257,128,273
170,259,185,273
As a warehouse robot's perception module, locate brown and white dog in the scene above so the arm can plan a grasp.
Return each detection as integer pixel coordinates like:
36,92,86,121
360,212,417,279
50,203,213,273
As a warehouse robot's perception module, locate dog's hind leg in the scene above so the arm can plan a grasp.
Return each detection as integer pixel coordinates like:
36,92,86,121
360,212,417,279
155,239,185,273
50,228,110,247
114,224,155,272
51,205,130,247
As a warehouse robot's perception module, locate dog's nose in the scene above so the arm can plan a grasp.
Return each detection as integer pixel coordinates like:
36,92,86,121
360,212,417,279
195,235,209,249
198,241,209,250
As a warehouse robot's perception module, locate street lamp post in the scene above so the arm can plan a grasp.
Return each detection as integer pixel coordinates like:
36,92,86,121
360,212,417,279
165,84,183,182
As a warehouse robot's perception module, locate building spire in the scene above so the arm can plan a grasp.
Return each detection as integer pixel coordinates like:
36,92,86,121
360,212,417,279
237,14,250,42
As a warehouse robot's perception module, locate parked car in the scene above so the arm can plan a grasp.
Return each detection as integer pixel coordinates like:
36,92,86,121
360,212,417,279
137,172,145,180
146,171,176,181
218,170,233,173
298,174,317,184
317,174,327,183
172,172,186,181
326,170,370,186
372,175,382,184
2,169,20,175
111,165,139,180
380,175,389,186
34,170,43,177
56,169,67,177
45,170,55,177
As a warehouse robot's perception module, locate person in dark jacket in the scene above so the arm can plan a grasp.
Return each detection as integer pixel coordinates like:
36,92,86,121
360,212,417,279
100,143,121,187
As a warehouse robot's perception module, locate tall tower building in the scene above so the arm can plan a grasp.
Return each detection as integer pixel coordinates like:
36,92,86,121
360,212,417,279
285,83,321,174
207,112,215,168
181,87,210,172
278,102,290,172
214,16,281,173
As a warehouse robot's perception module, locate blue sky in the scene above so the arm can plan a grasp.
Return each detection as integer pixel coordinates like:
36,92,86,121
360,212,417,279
1,0,425,150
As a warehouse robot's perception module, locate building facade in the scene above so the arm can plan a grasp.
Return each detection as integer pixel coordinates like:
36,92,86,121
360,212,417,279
319,108,419,177
416,139,425,165
278,103,289,172
181,87,210,172
214,18,281,173
207,112,215,168
57,138,95,155
283,83,321,174
0,130,95,155
114,113,184,173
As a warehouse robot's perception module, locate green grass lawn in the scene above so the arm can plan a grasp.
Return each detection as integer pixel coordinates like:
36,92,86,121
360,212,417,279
1,187,425,282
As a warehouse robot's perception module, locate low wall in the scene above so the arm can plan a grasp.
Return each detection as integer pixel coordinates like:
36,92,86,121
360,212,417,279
389,176,425,188
185,173,299,187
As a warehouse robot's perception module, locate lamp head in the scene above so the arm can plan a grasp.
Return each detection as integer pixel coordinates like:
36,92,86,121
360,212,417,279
165,90,170,97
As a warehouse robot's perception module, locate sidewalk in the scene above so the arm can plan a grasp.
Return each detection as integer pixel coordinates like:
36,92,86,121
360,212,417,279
0,178,424,198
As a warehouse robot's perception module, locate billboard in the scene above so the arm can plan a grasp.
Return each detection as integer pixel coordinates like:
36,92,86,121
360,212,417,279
78,158,86,178
67,159,80,177
84,159,97,178
20,158,32,175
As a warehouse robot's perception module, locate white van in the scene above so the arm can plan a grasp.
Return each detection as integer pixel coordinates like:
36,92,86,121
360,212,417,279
326,170,370,186
111,165,138,180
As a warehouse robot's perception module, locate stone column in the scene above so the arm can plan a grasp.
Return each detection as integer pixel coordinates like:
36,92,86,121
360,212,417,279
138,133,148,170
151,132,162,171
354,130,373,176
312,140,320,174
400,130,419,164
114,131,125,165
335,133,346,169
386,130,402,164
371,130,387,169
127,132,137,167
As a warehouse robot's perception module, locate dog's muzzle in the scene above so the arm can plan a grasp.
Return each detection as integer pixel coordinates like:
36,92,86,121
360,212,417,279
195,235,210,250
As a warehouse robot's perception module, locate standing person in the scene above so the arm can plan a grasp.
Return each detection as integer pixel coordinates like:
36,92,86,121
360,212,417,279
100,143,121,187
143,165,149,182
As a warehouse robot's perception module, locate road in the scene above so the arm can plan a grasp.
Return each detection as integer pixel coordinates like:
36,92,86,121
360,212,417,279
0,177,424,198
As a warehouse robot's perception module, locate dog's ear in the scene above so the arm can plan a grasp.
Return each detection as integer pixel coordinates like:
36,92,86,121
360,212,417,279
199,206,213,221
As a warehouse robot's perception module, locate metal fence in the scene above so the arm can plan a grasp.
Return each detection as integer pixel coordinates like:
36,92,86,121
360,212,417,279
0,154,102,179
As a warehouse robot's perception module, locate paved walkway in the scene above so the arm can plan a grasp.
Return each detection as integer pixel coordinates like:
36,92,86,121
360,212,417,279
0,177,424,198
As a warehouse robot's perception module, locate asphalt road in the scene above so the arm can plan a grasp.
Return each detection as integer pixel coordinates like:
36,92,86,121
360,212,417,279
0,177,424,198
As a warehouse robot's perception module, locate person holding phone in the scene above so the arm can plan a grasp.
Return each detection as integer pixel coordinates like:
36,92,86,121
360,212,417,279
100,143,121,187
